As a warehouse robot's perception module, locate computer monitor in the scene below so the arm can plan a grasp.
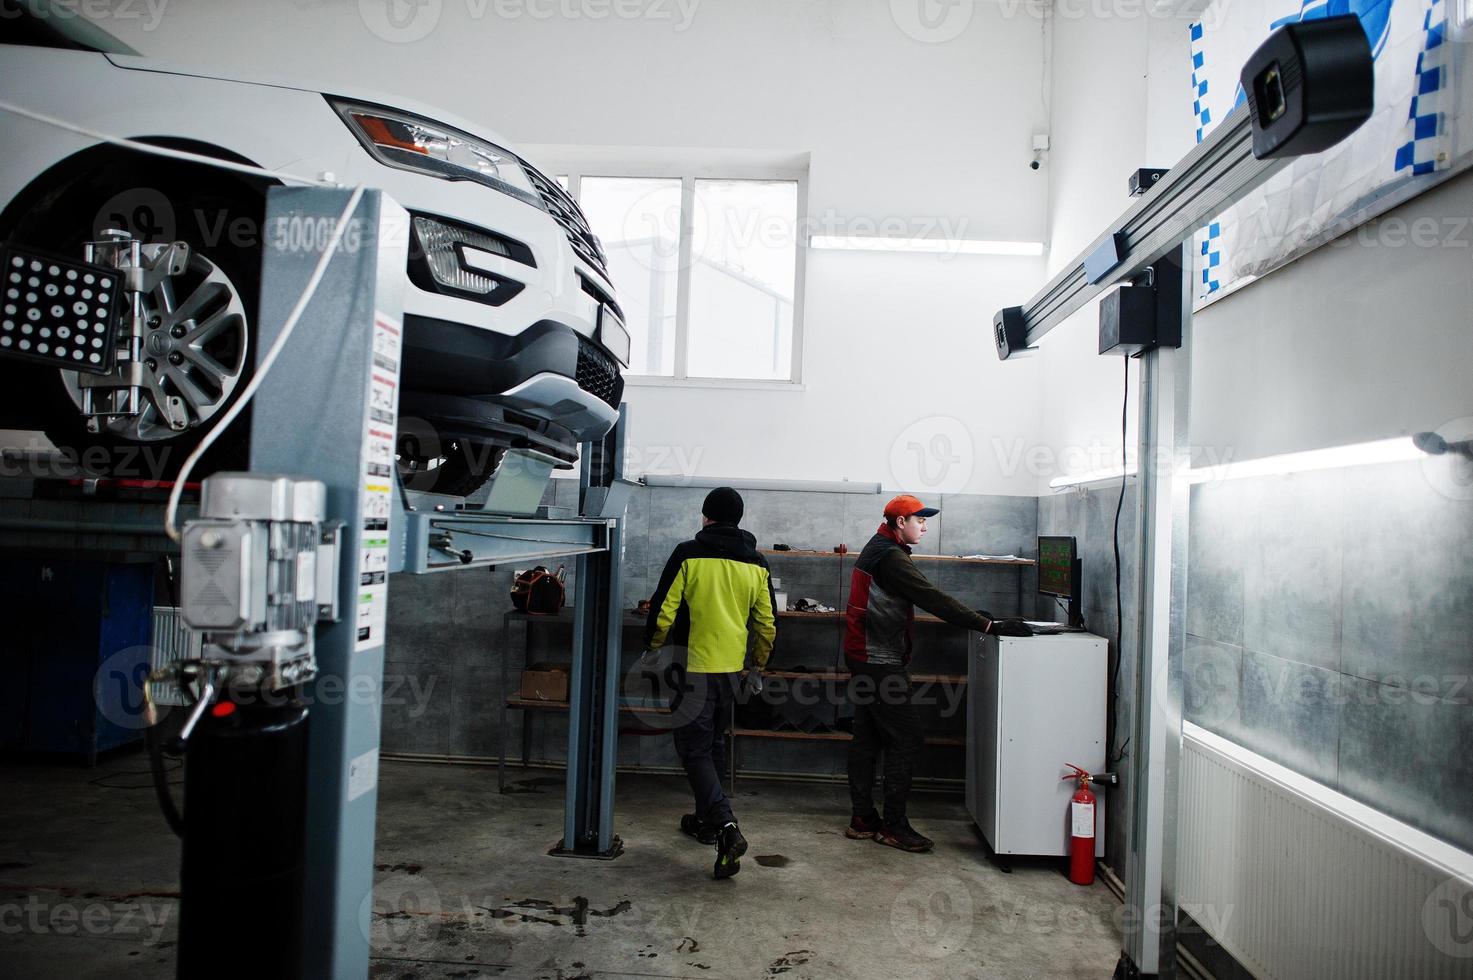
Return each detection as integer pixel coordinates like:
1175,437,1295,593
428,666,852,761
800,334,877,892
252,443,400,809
1037,535,1083,628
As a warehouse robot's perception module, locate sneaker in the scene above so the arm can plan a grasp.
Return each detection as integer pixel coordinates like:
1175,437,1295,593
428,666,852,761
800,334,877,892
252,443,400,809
874,818,933,853
713,822,747,879
845,811,883,840
680,813,719,845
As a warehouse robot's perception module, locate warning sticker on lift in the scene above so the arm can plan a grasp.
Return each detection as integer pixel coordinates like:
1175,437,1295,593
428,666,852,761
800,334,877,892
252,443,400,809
372,318,400,374
355,313,403,652
369,372,396,426
348,748,379,803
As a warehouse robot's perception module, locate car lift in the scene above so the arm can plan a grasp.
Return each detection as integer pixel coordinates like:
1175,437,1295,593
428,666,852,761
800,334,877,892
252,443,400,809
0,185,633,979
992,17,1374,980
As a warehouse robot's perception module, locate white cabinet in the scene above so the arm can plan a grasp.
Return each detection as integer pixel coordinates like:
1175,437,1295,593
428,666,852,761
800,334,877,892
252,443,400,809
966,632,1108,857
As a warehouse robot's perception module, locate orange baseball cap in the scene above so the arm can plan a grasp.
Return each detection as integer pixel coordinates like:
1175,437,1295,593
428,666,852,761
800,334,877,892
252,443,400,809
883,494,939,518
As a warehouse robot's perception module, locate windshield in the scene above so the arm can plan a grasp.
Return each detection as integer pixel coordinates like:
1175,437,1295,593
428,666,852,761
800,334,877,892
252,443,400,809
0,0,138,55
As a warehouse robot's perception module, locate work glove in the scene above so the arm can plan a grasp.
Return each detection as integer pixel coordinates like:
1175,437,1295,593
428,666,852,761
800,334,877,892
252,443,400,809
988,618,1034,638
641,648,663,669
744,669,765,696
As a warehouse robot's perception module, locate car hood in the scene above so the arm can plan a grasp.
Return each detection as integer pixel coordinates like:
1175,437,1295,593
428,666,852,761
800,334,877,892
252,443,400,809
101,52,549,176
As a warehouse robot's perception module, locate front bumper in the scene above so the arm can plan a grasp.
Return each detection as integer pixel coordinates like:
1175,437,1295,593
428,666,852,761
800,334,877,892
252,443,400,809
401,316,624,442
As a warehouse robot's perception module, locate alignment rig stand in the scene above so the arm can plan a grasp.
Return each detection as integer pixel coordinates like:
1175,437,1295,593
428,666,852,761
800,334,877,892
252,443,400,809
993,18,1374,980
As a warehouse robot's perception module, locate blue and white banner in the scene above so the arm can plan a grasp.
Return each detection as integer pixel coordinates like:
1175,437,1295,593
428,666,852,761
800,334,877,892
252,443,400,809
1190,0,1460,301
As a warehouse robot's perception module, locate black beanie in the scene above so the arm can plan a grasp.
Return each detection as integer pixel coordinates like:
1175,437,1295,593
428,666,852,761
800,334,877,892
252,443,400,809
702,487,744,526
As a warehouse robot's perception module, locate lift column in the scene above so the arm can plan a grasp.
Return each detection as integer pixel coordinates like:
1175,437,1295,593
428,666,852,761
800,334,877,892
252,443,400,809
557,415,628,859
248,186,409,980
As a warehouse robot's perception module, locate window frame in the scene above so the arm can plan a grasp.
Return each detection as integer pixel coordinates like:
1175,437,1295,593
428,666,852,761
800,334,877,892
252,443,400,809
560,162,808,389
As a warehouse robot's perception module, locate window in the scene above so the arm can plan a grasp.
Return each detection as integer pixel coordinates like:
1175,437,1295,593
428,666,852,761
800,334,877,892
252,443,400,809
579,177,680,376
567,167,804,384
688,180,798,380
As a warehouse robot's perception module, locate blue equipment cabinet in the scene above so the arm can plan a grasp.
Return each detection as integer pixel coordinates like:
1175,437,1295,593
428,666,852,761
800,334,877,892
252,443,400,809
0,557,155,763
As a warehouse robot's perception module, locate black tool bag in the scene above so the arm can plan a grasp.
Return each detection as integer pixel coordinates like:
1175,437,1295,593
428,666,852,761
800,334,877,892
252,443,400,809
511,564,567,615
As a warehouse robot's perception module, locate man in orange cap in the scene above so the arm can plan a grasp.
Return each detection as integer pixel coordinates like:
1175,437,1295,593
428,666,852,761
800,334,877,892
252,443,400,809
842,494,1031,852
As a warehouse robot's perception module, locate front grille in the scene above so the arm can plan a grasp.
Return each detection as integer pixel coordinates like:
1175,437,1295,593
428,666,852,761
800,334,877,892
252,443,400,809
522,165,607,273
575,336,621,409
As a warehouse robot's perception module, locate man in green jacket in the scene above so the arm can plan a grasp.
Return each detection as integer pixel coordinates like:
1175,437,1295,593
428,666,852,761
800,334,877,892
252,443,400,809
646,487,777,879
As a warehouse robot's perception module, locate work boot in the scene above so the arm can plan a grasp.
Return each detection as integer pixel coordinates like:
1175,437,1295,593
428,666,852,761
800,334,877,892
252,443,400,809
713,822,747,879
874,818,933,853
680,813,719,845
845,810,883,840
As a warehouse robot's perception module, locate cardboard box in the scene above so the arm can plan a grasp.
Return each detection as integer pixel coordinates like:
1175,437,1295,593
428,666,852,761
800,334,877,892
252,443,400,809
519,664,569,703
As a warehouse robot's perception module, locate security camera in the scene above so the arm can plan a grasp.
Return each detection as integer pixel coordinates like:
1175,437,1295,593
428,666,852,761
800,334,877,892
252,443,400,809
1030,133,1049,172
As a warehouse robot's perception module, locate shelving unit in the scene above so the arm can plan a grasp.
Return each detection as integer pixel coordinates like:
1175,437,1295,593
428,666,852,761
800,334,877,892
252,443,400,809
498,608,651,790
500,542,1034,789
750,546,1036,786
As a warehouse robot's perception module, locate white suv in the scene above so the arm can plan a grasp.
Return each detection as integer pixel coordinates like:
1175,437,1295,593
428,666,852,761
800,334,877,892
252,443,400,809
0,9,627,494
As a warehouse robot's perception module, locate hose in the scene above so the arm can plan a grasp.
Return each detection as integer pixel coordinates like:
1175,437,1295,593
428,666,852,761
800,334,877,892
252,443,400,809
143,670,185,837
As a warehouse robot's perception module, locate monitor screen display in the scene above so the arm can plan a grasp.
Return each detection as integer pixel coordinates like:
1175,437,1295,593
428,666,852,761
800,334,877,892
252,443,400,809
1038,535,1077,598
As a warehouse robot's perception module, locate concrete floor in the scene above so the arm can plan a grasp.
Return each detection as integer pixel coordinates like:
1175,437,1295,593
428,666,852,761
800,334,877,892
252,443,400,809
0,753,1124,979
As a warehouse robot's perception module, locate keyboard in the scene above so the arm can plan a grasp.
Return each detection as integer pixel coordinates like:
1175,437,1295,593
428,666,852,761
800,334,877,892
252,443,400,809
1023,621,1085,635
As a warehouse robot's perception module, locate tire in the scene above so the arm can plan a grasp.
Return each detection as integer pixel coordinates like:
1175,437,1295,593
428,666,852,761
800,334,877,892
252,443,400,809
0,148,268,482
395,417,504,497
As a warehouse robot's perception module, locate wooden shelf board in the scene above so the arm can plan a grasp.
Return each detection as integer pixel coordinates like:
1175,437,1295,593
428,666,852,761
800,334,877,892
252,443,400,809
731,727,963,747
761,548,1034,567
777,610,947,625
506,698,670,717
764,670,965,684
505,611,647,625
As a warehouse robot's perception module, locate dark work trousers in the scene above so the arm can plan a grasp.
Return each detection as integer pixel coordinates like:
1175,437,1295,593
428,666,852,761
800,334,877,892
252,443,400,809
672,671,740,828
845,660,924,823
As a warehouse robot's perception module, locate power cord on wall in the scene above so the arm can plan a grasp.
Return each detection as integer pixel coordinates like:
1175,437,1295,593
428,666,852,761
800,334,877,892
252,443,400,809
1110,356,1131,764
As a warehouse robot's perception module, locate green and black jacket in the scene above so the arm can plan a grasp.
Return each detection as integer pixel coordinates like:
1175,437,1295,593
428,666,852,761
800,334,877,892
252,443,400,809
644,524,777,674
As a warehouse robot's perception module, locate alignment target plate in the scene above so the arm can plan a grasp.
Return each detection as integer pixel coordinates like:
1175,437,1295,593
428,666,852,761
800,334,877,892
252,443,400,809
0,248,124,375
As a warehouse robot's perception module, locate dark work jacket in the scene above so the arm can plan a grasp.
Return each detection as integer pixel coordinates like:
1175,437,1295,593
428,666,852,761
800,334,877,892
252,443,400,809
843,524,994,667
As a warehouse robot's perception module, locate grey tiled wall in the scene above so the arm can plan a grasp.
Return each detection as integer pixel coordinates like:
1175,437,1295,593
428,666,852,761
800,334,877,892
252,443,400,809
381,482,1039,783
1036,482,1140,870
1184,458,1473,855
1039,455,1473,868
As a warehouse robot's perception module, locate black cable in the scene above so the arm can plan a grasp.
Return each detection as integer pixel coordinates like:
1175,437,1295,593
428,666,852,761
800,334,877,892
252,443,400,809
146,720,186,837
1055,596,1086,631
1110,356,1130,764
89,762,182,790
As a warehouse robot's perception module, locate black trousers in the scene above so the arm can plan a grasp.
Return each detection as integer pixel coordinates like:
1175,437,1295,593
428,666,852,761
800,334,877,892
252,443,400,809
846,661,924,823
671,671,739,828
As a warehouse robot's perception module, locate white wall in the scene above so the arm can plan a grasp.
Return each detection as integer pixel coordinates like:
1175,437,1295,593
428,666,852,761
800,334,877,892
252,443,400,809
88,0,1056,494
1033,11,1196,491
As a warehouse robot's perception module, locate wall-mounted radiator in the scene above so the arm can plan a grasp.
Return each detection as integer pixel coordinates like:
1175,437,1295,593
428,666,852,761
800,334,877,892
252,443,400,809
1179,723,1473,979
148,606,201,707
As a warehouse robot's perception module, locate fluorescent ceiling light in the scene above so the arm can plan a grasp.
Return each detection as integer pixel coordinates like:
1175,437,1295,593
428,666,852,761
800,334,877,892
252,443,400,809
1049,466,1136,490
1183,437,1422,484
809,234,1044,256
1048,436,1422,490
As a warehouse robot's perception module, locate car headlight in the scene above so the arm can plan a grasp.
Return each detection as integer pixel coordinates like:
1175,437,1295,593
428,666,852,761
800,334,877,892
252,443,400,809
330,98,540,206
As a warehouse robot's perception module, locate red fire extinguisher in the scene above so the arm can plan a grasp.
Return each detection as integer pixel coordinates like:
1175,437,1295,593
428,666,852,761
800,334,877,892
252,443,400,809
1063,763,1103,886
